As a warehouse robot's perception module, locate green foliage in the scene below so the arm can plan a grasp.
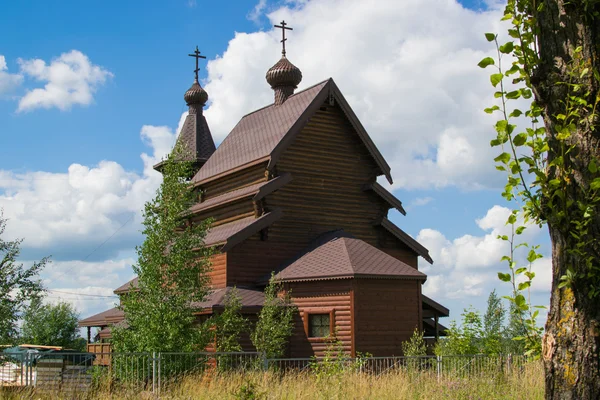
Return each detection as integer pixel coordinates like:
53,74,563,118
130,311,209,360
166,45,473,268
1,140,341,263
0,211,48,345
21,297,83,349
213,288,247,353
401,327,427,357
482,290,506,355
251,274,296,358
112,143,213,353
310,336,352,381
435,307,482,356
234,382,264,400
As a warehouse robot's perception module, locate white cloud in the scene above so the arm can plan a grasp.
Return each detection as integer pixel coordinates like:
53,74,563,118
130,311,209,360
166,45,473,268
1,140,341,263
202,0,510,190
409,197,434,208
0,124,174,255
248,0,268,24
0,55,23,95
419,205,547,301
17,50,113,112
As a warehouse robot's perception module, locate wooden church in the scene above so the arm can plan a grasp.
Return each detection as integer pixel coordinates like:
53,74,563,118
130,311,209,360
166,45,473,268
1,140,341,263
80,23,449,357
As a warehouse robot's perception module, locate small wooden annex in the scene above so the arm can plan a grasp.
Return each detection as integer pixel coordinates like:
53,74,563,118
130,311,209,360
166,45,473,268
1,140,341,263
80,36,449,357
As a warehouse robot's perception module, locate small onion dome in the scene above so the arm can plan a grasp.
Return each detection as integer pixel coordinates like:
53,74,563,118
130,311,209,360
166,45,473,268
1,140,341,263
265,56,302,89
184,80,208,106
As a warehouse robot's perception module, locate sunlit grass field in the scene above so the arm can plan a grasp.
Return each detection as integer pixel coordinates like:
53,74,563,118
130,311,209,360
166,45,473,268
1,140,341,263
1,362,543,400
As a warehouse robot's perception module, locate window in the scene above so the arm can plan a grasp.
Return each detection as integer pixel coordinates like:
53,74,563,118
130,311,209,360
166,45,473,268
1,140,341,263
309,314,331,338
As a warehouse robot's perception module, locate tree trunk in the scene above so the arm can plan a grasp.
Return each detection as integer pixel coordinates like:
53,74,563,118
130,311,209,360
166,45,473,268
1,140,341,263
534,1,600,398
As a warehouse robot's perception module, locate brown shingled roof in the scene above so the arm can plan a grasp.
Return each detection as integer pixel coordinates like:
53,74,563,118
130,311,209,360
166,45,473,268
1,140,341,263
188,173,292,216
271,231,426,283
192,79,392,185
192,287,265,311
114,277,138,295
79,307,124,327
203,209,282,251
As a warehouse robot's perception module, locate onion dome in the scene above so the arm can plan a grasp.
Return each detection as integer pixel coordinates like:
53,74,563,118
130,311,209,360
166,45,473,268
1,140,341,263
266,57,302,105
184,80,208,106
266,56,303,89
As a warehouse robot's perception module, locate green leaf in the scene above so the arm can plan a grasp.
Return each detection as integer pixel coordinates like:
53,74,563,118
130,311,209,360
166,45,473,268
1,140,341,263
518,281,531,291
515,267,527,275
515,226,526,235
494,91,503,98
589,159,598,174
485,33,496,42
478,57,495,68
484,105,500,114
506,90,521,99
499,42,514,54
513,133,527,146
490,73,503,87
509,109,523,118
591,178,600,191
494,152,511,164
498,272,511,282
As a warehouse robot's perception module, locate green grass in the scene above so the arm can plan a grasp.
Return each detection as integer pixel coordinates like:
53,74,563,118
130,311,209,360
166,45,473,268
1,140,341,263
0,362,544,399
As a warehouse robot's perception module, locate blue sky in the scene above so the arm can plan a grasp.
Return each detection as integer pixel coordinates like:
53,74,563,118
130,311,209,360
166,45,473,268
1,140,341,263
0,0,552,328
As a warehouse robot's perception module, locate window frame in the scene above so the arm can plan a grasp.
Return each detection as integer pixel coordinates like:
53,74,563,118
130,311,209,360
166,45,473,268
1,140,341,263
303,309,335,341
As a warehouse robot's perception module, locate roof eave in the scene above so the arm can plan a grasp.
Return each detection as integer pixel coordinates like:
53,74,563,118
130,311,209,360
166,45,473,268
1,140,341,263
380,218,434,264
363,182,406,216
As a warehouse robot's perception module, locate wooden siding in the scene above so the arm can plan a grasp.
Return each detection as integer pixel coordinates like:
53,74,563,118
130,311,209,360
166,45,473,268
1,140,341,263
207,253,227,289
286,280,353,358
266,103,390,247
191,199,255,227
200,163,267,200
353,279,421,356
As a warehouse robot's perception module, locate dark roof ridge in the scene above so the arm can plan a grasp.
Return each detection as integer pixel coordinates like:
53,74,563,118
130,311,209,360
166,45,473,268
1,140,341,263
380,218,433,264
241,78,332,119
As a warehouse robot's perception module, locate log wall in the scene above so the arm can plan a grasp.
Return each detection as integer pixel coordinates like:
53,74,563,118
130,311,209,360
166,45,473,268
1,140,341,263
353,279,421,356
285,280,353,358
207,253,227,289
200,163,267,200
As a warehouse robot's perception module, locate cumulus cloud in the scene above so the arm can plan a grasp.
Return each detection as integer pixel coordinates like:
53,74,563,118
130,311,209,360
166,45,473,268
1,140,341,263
247,0,268,23
17,50,113,112
203,0,510,190
0,124,175,259
0,55,23,95
419,205,549,302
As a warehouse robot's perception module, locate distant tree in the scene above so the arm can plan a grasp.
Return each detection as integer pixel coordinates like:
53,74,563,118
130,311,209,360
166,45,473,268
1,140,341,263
482,290,506,355
251,275,296,358
435,307,483,356
0,211,48,344
213,288,247,352
401,327,427,357
504,303,527,355
112,144,213,353
21,297,83,350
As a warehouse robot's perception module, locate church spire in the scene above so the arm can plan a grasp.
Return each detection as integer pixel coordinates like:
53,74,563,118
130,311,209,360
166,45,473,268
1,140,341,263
154,46,216,175
266,20,302,106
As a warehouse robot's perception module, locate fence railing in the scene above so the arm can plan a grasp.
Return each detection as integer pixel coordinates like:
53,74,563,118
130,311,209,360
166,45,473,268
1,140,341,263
0,351,531,394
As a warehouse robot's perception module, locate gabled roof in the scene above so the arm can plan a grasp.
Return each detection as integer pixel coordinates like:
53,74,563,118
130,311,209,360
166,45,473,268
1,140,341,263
363,182,406,216
193,78,392,185
270,230,426,283
79,307,124,327
380,218,433,264
192,287,265,311
114,277,138,295
188,173,292,215
203,208,283,251
422,294,450,317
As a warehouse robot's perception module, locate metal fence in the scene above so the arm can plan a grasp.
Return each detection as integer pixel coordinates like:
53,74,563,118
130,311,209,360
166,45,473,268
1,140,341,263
0,351,530,395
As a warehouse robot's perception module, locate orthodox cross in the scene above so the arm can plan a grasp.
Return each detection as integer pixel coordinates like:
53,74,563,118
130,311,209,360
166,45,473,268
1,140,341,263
274,20,293,57
188,46,206,82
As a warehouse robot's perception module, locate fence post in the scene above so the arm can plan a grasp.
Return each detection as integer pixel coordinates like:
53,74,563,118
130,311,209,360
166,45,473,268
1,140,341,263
152,352,156,394
262,352,268,371
507,353,512,373
158,352,161,395
436,355,442,381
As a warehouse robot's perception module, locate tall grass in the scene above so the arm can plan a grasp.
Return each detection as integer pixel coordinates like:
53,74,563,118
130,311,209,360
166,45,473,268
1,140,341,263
0,362,544,400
